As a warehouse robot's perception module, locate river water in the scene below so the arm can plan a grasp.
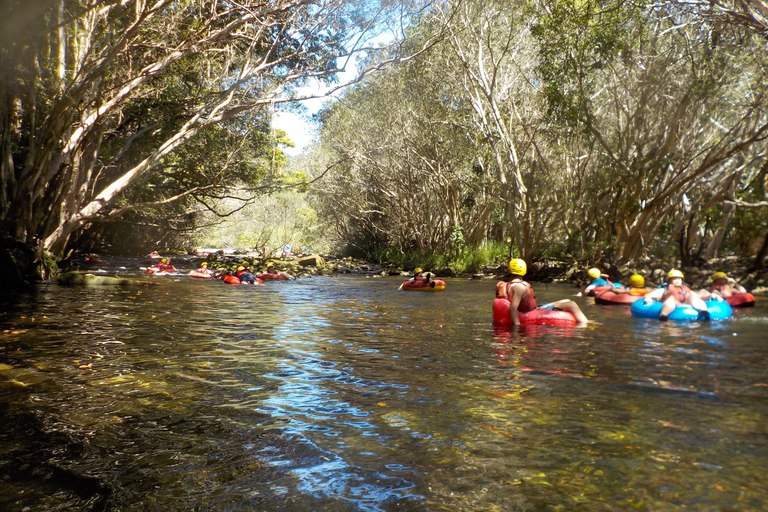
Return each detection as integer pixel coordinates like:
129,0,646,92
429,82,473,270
1,264,767,511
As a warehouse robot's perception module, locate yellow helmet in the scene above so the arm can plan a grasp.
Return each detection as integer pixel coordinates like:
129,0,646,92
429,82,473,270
237,266,245,271
713,271,727,280
414,267,423,274
161,258,168,263
629,274,644,288
588,268,601,279
508,259,526,276
667,269,684,279
201,262,208,267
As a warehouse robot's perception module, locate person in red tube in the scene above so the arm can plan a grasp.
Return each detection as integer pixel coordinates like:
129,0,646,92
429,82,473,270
497,259,588,325
151,258,176,272
235,264,258,284
705,271,747,299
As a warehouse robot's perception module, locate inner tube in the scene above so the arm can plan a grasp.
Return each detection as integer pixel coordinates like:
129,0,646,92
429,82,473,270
595,288,650,305
222,275,262,285
493,298,577,326
146,267,176,275
586,285,612,297
189,270,213,279
259,273,288,281
630,299,733,321
402,279,446,291
725,292,755,308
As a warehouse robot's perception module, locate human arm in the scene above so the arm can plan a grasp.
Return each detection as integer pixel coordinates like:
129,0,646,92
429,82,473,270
728,278,747,293
645,287,665,303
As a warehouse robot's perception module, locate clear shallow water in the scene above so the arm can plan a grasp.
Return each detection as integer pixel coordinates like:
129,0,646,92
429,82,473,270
1,268,767,511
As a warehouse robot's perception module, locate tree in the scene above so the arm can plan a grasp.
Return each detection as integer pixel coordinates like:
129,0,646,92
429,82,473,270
533,0,768,264
0,0,431,272
313,34,488,255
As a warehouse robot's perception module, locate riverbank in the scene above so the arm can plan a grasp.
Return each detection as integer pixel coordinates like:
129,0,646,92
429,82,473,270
325,254,768,296
5,248,765,297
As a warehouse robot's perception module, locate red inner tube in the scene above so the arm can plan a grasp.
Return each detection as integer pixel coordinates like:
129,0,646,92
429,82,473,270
492,298,576,326
259,273,288,281
401,279,446,290
595,289,649,305
725,292,755,308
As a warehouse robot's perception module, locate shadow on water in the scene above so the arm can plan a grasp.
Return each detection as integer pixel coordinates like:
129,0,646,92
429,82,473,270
1,268,768,510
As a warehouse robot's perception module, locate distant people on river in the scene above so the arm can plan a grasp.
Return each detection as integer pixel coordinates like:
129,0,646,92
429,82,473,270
643,269,709,321
581,268,613,296
145,251,161,259
235,264,258,284
265,263,294,280
82,255,106,266
196,262,213,276
609,274,650,296
497,259,589,325
699,271,747,300
398,267,433,290
151,258,176,272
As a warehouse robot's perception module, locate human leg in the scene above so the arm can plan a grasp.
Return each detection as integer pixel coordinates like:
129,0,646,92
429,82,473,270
687,293,709,313
551,299,588,324
659,297,678,320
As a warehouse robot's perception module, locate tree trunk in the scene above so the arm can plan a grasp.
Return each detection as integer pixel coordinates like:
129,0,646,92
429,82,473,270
752,229,768,271
702,203,734,259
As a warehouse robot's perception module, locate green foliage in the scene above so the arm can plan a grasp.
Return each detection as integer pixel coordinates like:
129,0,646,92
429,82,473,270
532,0,644,127
370,240,509,274
191,190,326,255
448,225,465,256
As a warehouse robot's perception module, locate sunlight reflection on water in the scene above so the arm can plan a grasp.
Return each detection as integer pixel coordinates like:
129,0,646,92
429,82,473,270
1,272,767,511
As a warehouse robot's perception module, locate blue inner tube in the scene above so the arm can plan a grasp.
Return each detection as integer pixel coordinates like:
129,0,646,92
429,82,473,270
630,299,733,321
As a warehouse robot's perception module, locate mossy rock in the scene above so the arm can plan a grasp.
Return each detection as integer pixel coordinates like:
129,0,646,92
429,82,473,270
298,254,326,267
58,273,129,286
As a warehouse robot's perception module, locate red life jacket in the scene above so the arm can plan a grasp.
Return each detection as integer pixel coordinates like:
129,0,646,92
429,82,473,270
663,283,691,302
496,280,537,312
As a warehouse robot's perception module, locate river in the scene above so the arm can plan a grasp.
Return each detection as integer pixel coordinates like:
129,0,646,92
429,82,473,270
1,264,767,511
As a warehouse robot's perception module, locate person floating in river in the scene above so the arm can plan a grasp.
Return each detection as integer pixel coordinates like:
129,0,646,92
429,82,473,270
497,259,589,325
152,258,176,272
196,261,213,276
644,269,709,321
581,267,613,296
83,255,106,266
235,264,258,284
699,271,747,300
609,274,650,296
398,267,434,290
265,263,294,280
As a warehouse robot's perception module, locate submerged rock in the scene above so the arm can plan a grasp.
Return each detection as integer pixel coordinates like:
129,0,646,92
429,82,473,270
58,273,129,286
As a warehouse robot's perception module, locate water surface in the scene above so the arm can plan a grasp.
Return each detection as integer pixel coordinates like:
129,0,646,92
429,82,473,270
1,268,767,511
